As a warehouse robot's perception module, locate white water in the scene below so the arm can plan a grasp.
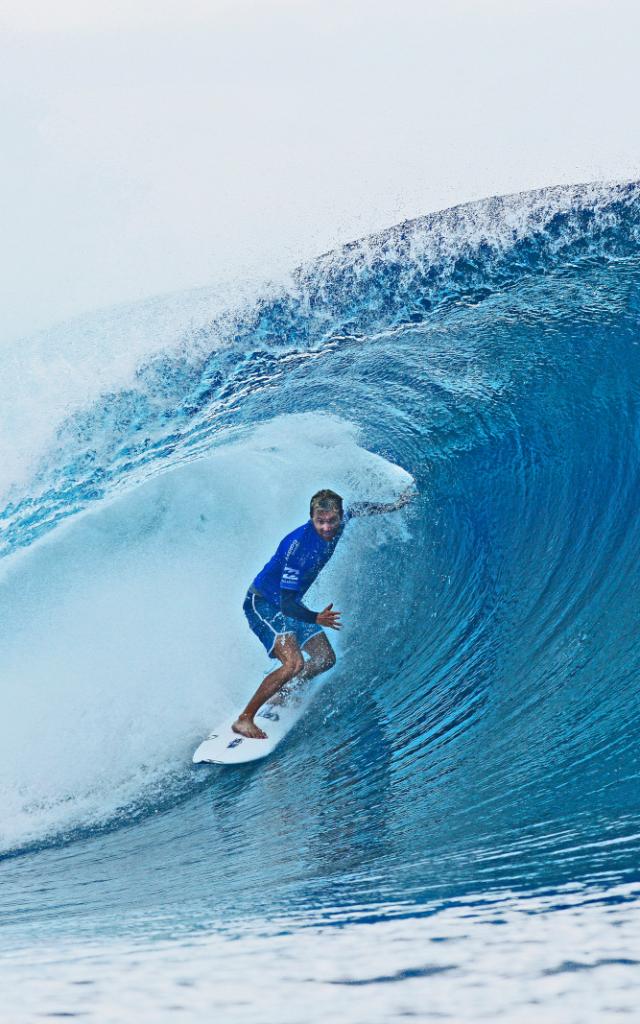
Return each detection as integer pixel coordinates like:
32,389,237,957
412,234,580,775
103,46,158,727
0,413,412,851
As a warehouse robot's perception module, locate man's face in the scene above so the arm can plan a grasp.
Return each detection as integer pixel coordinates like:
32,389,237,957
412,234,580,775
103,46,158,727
311,506,342,541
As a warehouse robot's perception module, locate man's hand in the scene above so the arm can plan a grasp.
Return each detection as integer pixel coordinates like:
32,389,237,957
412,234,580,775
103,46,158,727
316,603,342,630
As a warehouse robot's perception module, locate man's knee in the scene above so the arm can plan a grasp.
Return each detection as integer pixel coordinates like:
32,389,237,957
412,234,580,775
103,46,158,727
284,654,305,677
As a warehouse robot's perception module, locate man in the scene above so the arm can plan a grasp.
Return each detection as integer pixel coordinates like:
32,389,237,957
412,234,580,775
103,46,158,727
234,486,413,739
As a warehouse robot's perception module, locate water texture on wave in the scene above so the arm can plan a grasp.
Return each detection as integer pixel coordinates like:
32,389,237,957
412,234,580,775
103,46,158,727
1,181,640,945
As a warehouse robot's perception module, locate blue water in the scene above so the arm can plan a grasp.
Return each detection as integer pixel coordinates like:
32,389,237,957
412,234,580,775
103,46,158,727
2,181,640,1020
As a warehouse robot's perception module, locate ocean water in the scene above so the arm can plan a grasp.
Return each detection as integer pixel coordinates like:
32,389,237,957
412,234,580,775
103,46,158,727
2,182,640,1021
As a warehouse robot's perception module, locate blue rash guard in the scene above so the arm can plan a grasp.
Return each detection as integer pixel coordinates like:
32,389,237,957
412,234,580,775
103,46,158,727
251,512,352,623
250,501,392,624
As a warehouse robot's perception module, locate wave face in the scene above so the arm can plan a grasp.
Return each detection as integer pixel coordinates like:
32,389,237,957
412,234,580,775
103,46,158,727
2,182,640,947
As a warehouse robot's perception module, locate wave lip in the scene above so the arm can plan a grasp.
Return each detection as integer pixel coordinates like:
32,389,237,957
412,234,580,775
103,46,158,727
3,181,639,554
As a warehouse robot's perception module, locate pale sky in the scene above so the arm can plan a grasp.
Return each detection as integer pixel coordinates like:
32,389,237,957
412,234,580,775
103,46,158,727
2,0,639,344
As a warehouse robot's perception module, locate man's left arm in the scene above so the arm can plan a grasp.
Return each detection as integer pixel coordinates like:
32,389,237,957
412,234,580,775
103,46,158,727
348,485,415,518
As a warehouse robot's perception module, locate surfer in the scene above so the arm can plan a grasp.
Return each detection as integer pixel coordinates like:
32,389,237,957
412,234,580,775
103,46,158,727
233,486,413,738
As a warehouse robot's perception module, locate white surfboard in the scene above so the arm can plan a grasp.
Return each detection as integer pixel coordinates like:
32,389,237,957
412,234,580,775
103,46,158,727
192,689,313,765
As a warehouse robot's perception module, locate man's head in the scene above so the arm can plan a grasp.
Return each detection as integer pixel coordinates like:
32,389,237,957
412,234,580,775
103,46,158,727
310,489,344,541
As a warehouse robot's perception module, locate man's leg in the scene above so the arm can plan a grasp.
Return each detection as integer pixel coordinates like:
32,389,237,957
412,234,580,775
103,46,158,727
233,634,305,739
270,632,337,705
299,632,337,681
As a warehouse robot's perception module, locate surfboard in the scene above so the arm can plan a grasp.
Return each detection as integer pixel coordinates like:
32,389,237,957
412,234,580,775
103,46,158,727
192,689,312,765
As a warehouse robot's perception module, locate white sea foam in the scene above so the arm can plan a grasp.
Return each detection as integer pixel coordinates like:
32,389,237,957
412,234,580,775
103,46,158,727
0,413,412,852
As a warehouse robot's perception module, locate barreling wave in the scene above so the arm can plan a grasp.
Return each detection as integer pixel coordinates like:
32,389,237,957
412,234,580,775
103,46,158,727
3,180,639,553
1,181,640,938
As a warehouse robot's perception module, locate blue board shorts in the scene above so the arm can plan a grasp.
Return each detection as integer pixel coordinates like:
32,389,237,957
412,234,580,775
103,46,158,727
243,588,325,658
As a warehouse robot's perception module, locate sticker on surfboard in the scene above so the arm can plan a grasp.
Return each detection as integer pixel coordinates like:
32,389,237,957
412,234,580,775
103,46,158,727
192,690,313,765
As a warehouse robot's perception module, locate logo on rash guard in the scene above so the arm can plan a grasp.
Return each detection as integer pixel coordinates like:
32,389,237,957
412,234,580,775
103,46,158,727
282,539,301,586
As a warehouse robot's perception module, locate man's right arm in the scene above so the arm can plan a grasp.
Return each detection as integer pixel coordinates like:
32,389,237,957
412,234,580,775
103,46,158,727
349,486,415,518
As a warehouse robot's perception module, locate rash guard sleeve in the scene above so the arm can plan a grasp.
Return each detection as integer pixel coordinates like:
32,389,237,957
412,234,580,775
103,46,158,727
279,588,318,624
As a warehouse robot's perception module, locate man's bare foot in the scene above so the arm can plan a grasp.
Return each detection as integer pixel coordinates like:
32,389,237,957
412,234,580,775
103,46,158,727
232,715,267,739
